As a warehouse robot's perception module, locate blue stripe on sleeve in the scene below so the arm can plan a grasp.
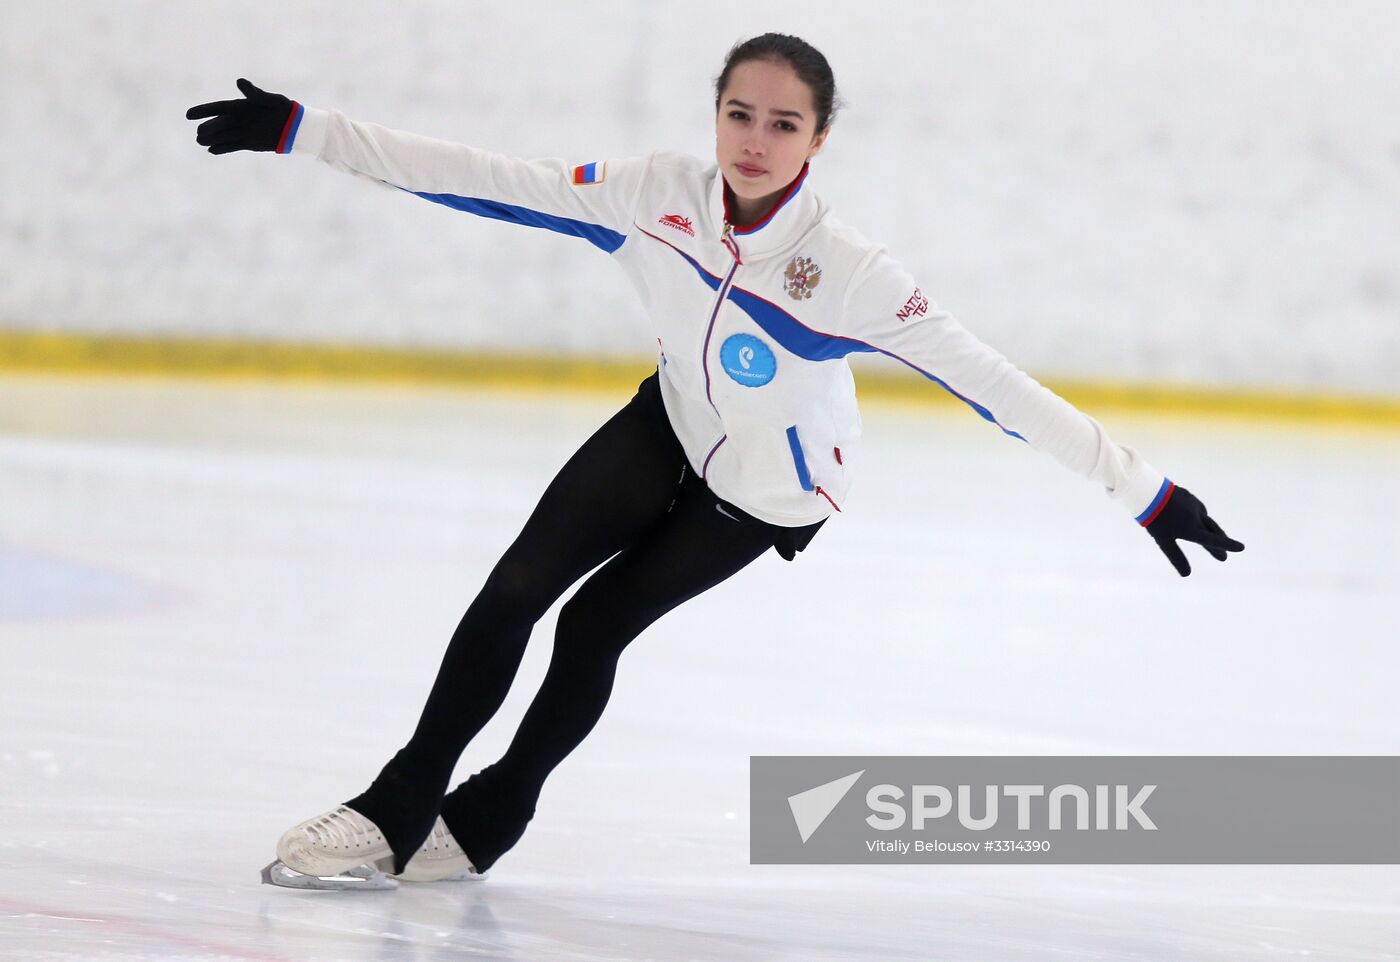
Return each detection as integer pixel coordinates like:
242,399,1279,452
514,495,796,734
870,352,1026,440
405,190,626,253
283,104,304,152
1135,478,1174,524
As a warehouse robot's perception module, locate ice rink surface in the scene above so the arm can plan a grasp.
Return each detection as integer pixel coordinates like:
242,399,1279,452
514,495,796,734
1,373,1397,961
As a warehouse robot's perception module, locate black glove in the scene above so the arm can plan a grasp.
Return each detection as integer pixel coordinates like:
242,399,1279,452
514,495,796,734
1144,483,1244,577
186,79,297,155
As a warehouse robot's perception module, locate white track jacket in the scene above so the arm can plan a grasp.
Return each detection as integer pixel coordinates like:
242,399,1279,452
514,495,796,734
284,104,1173,529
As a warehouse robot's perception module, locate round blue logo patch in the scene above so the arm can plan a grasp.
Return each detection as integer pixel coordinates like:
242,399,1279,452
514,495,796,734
720,333,776,388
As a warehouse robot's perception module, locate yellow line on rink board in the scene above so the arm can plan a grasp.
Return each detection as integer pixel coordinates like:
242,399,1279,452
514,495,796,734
1,329,1397,428
0,330,643,395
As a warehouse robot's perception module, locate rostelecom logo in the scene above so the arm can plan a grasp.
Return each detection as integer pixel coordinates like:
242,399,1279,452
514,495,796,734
787,770,864,843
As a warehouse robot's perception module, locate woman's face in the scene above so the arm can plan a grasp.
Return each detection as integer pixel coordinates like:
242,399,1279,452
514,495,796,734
715,59,828,215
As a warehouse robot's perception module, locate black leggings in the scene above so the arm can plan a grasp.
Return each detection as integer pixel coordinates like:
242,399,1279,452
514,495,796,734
347,371,824,873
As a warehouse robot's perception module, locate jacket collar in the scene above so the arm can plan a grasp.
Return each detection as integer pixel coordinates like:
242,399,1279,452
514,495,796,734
707,162,820,262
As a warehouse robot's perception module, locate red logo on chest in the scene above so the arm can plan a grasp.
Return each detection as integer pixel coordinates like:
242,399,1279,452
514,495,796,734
659,213,695,237
897,288,929,322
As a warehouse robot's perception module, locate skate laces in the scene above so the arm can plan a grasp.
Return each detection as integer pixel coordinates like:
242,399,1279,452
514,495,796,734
305,807,384,851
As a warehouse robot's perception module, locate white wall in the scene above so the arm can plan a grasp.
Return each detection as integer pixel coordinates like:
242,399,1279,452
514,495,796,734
2,0,1397,394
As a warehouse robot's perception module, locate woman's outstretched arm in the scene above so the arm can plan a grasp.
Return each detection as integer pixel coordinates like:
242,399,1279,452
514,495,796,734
839,246,1244,577
185,79,652,253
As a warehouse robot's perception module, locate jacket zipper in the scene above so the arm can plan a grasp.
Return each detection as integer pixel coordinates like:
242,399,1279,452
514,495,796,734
701,222,743,414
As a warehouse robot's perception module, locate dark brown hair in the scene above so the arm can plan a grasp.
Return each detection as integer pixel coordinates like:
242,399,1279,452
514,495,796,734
714,33,840,134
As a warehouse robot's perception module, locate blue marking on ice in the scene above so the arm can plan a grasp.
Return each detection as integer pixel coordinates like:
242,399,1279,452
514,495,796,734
0,546,154,619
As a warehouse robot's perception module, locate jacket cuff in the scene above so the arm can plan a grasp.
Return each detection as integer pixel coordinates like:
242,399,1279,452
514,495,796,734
1119,471,1174,526
281,104,329,156
1104,450,1171,524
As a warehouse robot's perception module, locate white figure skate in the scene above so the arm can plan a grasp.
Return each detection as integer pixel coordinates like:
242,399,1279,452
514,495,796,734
261,807,486,890
394,816,488,882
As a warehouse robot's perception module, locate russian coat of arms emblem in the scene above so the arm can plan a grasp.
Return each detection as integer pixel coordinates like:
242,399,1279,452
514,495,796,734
784,255,822,301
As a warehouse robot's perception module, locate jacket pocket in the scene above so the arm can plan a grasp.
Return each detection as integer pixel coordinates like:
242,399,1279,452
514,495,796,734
785,425,815,492
787,422,846,512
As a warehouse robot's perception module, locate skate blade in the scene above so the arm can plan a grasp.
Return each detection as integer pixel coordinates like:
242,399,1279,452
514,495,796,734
261,860,399,891
438,868,489,882
395,867,489,882
392,858,489,883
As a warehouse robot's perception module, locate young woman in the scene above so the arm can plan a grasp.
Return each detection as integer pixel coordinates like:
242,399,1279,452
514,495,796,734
187,33,1244,890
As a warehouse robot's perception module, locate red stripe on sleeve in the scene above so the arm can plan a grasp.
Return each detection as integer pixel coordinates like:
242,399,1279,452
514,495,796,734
1139,481,1176,527
275,102,302,154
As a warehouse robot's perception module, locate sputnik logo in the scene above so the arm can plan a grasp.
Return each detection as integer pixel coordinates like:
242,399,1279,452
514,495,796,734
787,769,864,843
659,213,695,237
